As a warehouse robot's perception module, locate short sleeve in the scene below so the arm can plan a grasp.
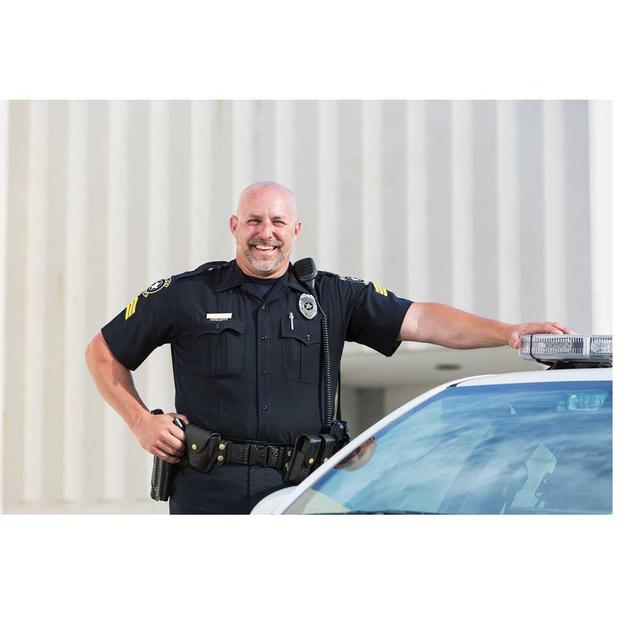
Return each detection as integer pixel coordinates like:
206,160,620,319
339,278,413,357
101,277,178,370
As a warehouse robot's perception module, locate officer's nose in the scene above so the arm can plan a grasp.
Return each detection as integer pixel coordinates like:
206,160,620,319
258,221,275,239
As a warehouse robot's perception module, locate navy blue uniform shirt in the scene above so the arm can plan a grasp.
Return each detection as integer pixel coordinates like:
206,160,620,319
102,260,413,444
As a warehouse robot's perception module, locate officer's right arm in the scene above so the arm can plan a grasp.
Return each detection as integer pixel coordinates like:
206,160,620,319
85,332,186,463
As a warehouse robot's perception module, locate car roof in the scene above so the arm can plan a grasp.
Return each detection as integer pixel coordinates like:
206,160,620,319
453,366,612,387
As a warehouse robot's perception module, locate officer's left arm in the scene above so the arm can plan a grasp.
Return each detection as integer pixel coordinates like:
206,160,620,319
399,302,571,350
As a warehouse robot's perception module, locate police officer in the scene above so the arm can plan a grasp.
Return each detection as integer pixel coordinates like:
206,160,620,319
85,181,571,514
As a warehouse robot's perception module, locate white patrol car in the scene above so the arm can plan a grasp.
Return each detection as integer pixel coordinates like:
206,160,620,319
252,334,612,515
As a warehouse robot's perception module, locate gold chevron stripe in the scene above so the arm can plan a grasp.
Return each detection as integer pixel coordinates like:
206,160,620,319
373,283,388,296
125,296,138,320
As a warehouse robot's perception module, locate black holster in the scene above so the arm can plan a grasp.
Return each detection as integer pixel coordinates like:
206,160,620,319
150,409,186,502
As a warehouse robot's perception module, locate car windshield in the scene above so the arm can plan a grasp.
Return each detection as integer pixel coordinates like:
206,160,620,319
283,380,612,514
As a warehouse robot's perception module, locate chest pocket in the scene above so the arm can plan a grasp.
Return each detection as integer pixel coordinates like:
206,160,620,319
195,317,245,377
281,316,321,384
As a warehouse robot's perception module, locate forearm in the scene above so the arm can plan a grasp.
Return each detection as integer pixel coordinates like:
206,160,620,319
85,333,149,432
400,302,513,349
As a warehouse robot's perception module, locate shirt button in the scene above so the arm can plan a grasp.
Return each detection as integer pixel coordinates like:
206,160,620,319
260,304,266,310
261,404,268,411
260,369,267,375
261,335,268,341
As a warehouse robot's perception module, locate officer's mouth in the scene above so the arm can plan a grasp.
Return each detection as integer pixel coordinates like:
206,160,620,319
250,244,281,255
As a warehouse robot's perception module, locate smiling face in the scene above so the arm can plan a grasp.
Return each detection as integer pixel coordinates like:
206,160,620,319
230,182,301,278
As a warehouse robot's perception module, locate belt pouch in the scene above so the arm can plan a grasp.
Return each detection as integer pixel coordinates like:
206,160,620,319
317,433,337,465
284,434,323,483
185,424,221,472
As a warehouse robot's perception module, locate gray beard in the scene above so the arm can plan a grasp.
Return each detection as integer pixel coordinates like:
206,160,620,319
243,246,287,274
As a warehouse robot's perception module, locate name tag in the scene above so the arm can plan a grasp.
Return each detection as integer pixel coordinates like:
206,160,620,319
206,313,232,321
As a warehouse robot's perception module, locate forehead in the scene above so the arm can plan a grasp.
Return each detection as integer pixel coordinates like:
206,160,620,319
238,188,296,220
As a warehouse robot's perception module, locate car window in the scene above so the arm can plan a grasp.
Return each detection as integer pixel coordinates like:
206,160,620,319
284,381,612,514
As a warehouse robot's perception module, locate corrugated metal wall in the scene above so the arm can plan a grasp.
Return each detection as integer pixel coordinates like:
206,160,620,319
1,100,609,513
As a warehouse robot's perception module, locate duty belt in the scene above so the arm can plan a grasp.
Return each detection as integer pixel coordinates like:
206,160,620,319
184,423,293,473
183,420,350,483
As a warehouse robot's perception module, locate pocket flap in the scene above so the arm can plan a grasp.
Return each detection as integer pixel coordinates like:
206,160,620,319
281,316,321,345
196,316,245,336
185,423,221,472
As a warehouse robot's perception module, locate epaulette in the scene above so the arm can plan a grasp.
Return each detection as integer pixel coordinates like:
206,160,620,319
317,269,340,279
322,271,368,285
173,261,230,281
325,271,388,295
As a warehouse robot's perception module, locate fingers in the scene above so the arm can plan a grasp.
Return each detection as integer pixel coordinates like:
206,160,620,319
549,322,572,334
509,321,574,350
154,428,184,461
152,446,181,464
146,413,186,458
161,430,185,452
168,423,186,442
169,413,189,431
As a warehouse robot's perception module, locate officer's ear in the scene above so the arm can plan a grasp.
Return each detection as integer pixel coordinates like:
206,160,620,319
294,219,301,238
229,214,238,238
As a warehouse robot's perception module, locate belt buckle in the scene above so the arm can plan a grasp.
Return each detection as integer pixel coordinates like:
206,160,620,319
248,444,269,467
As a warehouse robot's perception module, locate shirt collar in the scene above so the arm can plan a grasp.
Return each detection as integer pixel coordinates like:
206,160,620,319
211,260,309,294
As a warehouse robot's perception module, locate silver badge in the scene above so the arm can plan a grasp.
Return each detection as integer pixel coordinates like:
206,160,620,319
298,293,317,320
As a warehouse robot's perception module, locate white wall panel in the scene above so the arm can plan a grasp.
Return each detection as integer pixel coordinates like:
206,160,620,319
63,101,88,504
275,101,294,188
451,101,474,311
23,102,48,504
2,100,609,513
543,101,567,323
0,100,8,513
588,101,613,333
406,101,429,304
104,101,129,501
496,100,520,323
317,101,339,270
362,101,383,284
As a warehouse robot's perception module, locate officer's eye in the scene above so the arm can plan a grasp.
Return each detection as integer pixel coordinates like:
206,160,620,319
273,220,286,226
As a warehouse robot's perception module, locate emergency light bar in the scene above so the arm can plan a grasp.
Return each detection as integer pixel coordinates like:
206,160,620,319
520,334,612,367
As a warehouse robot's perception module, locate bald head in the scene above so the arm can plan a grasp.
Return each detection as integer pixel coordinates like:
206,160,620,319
236,181,297,219
230,181,301,278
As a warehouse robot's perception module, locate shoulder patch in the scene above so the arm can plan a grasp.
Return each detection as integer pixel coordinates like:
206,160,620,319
142,277,172,297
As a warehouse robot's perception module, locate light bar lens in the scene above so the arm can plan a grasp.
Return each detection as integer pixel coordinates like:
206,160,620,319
520,334,612,364
531,335,584,357
590,335,613,355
